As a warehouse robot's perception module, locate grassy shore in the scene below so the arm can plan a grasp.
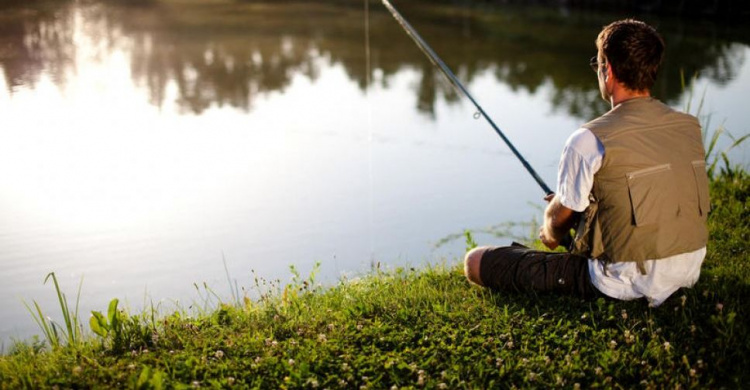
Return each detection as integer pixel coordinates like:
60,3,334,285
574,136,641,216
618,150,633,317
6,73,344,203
1,169,747,389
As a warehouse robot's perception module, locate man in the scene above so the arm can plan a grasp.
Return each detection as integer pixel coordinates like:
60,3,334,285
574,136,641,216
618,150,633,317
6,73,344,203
464,19,710,307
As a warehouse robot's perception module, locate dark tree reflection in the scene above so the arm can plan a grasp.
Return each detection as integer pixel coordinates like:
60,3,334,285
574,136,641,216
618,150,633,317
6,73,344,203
0,0,747,119
0,1,76,92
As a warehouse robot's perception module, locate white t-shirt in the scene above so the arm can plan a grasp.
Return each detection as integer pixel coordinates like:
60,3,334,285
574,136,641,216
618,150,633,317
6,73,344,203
557,128,705,307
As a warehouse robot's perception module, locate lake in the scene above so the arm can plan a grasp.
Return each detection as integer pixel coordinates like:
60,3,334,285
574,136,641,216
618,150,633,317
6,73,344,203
1,0,748,347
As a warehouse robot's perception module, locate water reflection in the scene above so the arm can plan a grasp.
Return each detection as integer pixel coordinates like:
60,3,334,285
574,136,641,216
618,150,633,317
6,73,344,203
0,1,76,91
2,0,747,119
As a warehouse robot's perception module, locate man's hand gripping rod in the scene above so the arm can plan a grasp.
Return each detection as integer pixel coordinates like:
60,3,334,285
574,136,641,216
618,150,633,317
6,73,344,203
381,0,553,196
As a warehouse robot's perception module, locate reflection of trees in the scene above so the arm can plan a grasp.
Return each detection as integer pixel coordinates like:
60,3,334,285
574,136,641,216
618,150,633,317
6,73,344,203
85,3,328,114
0,0,747,119
0,1,75,91
129,34,319,114
378,2,749,119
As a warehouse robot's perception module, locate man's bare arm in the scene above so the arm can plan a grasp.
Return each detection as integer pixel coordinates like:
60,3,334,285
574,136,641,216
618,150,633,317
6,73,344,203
539,194,577,250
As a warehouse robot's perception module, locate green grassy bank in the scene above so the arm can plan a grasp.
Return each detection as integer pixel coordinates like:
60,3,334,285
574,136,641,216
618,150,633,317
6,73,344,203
1,169,748,389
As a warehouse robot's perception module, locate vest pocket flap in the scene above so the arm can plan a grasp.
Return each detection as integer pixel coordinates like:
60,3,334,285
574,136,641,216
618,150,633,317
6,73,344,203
692,160,711,216
626,164,675,226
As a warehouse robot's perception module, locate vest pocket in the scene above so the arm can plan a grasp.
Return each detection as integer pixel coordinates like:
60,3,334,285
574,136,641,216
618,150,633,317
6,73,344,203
692,160,711,216
626,164,676,226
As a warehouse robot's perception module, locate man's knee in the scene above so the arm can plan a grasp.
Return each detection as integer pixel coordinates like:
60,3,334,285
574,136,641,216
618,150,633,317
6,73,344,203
464,246,490,286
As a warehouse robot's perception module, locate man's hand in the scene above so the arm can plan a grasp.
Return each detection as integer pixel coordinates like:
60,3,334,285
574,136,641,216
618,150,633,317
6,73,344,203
539,226,560,249
539,193,576,250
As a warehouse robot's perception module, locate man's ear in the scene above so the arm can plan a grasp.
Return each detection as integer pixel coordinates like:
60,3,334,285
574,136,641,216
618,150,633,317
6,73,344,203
604,66,610,81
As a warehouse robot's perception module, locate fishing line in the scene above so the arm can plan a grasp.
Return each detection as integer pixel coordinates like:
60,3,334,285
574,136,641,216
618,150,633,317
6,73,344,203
380,0,553,195
365,0,375,264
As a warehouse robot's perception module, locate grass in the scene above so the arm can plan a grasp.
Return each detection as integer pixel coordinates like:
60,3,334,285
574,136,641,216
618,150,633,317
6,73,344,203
21,273,84,350
0,170,747,388
681,70,750,180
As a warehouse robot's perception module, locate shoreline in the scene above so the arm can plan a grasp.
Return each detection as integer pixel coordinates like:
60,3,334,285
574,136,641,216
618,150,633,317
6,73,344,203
1,169,747,388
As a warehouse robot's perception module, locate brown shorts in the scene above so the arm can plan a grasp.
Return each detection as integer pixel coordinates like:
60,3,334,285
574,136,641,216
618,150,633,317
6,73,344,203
479,243,602,299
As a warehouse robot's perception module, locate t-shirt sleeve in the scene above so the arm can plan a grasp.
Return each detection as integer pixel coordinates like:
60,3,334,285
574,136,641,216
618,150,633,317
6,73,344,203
556,128,604,212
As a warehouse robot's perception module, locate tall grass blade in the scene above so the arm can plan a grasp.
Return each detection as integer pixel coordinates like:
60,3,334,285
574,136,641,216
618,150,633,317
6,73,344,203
707,124,725,152
728,133,749,149
706,127,725,177
720,153,732,176
44,273,73,344
50,322,62,346
203,282,223,307
73,275,84,343
43,272,83,346
222,251,239,306
680,71,747,178
22,300,59,348
149,299,158,330
696,85,707,118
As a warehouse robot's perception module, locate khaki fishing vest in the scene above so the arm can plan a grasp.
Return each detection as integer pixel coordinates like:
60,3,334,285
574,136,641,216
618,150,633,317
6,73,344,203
571,97,709,273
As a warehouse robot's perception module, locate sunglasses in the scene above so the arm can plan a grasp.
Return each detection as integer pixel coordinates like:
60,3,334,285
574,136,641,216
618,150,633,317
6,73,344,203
589,56,606,73
589,56,601,73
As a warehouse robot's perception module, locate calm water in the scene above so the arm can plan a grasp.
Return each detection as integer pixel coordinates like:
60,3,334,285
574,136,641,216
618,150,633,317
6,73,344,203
1,0,748,346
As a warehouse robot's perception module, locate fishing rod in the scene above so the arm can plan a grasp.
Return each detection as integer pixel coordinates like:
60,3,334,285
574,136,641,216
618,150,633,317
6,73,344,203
380,0,554,196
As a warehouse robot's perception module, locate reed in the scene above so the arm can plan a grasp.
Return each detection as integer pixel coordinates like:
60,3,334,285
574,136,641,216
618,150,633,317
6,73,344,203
681,70,749,179
22,272,83,349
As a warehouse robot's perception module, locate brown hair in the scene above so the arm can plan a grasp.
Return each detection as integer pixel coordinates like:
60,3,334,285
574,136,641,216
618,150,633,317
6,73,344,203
596,19,665,92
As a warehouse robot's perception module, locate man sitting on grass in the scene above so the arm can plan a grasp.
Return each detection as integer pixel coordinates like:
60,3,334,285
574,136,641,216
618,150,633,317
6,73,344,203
464,19,710,307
